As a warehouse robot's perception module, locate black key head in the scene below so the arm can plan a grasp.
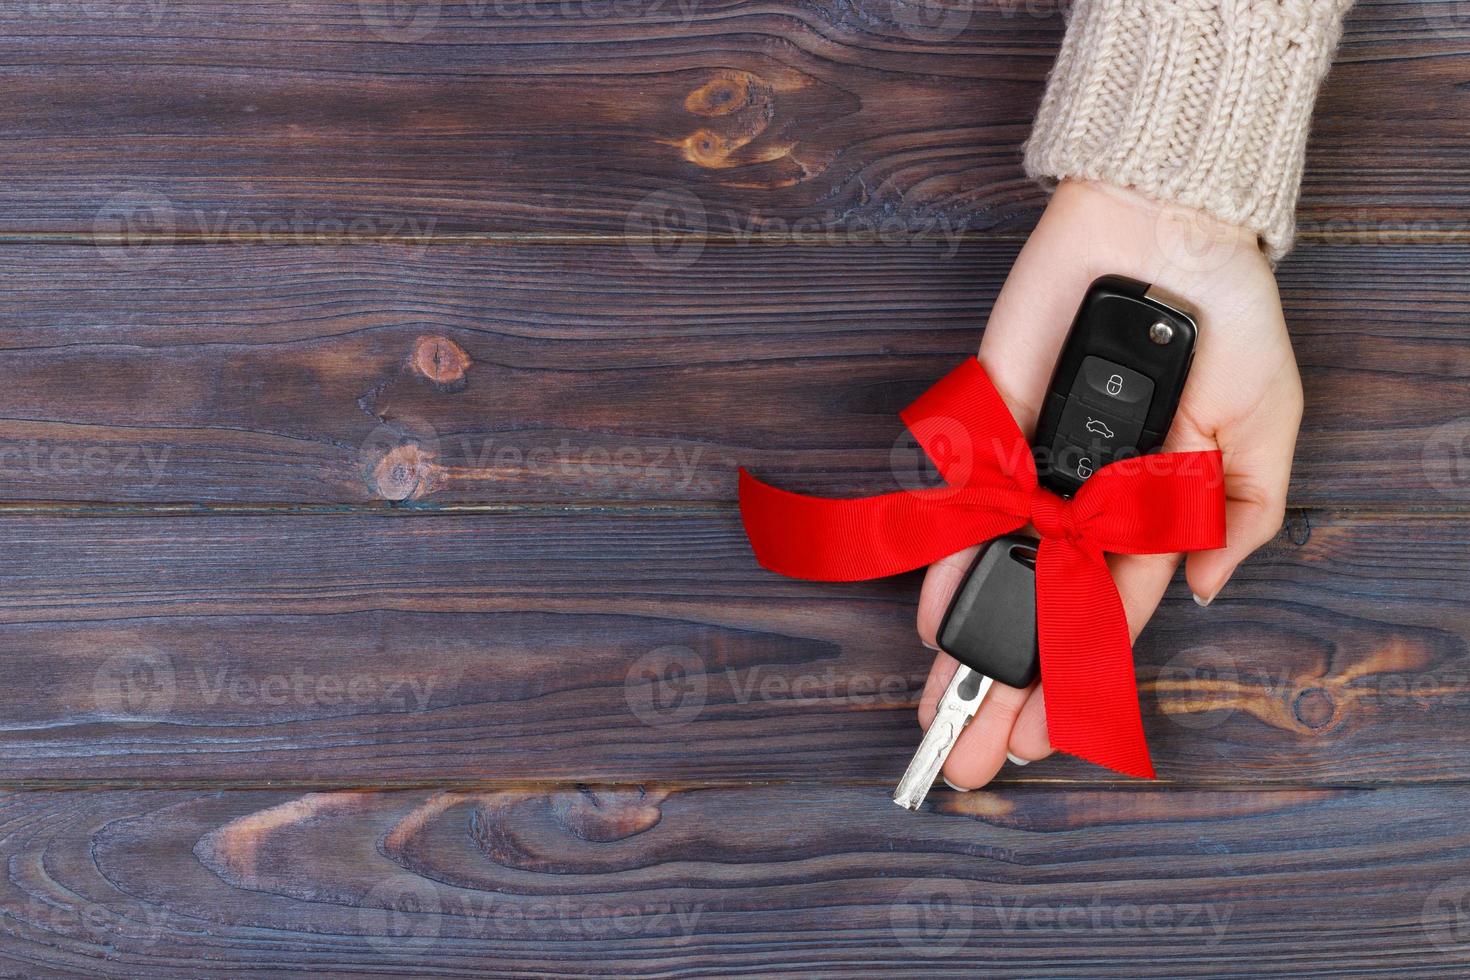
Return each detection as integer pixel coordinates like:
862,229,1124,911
936,533,1041,689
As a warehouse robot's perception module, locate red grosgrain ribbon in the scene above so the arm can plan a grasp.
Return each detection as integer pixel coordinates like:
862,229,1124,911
737,357,1226,778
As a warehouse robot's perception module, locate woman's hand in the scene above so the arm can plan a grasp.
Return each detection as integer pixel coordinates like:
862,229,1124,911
916,179,1303,790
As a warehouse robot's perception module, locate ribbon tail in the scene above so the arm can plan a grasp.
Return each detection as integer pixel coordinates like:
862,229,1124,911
1036,540,1156,779
738,469,1026,582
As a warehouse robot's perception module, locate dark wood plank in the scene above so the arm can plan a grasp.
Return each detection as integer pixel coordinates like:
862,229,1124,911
0,242,1462,505
0,784,1465,976
0,508,1461,784
0,1,1459,237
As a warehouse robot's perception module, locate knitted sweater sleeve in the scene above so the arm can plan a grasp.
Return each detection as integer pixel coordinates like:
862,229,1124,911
1023,0,1355,261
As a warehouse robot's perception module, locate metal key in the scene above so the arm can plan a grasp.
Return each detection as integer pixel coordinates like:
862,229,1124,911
893,533,1040,811
893,666,994,810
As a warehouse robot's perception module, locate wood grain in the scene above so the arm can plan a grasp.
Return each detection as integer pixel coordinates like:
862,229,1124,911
0,1,1460,238
0,508,1459,784
0,242,1464,505
0,784,1465,976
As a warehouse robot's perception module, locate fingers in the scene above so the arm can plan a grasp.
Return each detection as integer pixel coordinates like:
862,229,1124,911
1185,375,1302,605
940,675,1034,789
1110,551,1183,643
1003,551,1178,771
925,549,1181,787
1185,494,1285,606
915,545,981,655
916,545,1041,788
1007,685,1051,762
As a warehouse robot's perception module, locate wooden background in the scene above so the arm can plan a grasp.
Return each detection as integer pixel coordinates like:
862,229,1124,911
0,0,1466,975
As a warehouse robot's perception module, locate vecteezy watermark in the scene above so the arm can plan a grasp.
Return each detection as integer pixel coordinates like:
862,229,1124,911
93,651,440,719
1423,417,1470,500
359,874,704,952
1152,200,1249,275
624,645,708,727
0,440,171,487
6,897,171,946
0,1,170,25
1422,876,1470,953
625,188,708,271
994,896,1232,942
358,0,441,41
890,414,977,499
357,414,713,501
890,879,974,957
890,0,975,41
624,645,923,728
1420,1,1470,41
361,874,443,955
358,0,703,41
93,650,178,717
92,190,439,270
622,188,974,271
1153,645,1241,731
890,880,1232,954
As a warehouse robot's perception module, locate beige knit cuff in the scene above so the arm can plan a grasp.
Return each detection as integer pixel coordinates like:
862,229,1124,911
1023,0,1353,261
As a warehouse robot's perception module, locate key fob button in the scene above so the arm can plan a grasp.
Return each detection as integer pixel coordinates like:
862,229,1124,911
1046,437,1094,491
1076,356,1154,420
1055,397,1144,460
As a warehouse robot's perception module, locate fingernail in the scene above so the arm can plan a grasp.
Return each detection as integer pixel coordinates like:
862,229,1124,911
1192,592,1213,608
922,641,940,651
1005,752,1031,767
941,776,974,793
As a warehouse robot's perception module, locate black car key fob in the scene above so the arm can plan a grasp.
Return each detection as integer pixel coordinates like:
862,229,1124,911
936,533,1040,688
1033,275,1198,497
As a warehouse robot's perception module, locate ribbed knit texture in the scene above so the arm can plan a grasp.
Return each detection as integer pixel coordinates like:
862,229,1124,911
1024,0,1354,260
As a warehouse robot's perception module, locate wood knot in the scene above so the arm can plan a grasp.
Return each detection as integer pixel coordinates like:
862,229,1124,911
371,443,437,501
1293,687,1336,729
549,788,665,843
1285,509,1312,546
410,335,470,391
684,72,762,117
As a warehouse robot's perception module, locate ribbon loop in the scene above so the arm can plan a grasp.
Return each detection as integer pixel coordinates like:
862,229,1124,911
738,359,1227,778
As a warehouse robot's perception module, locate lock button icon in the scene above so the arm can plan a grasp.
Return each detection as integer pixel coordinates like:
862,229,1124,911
1106,373,1123,396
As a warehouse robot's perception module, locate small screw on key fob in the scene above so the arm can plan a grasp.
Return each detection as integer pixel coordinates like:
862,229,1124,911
1034,276,1198,496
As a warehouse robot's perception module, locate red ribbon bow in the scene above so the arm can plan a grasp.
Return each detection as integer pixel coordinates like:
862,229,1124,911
738,357,1226,777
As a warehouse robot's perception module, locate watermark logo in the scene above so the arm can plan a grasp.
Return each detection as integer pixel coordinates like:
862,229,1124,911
625,188,707,271
891,0,975,41
360,414,443,501
0,2,171,27
1155,645,1239,730
1152,201,1245,275
890,879,973,956
1422,877,1470,952
624,645,708,727
1421,1,1470,40
890,415,978,499
1423,417,1470,499
94,649,178,718
359,0,442,42
360,874,443,954
93,191,177,271
995,897,1231,942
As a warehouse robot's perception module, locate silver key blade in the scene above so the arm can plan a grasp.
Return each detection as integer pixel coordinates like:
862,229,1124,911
892,666,994,811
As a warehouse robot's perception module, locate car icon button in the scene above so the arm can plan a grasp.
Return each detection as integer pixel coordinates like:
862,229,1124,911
1056,397,1142,460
